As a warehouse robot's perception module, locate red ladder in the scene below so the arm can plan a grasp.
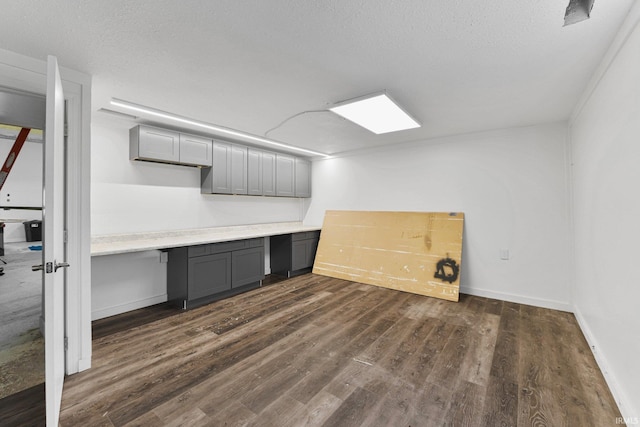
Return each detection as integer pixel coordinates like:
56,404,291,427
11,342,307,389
0,127,31,191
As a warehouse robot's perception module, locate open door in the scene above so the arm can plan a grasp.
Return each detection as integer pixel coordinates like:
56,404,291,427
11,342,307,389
38,55,68,426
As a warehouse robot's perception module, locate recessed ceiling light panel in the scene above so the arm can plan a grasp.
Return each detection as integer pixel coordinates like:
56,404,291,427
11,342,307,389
330,92,420,135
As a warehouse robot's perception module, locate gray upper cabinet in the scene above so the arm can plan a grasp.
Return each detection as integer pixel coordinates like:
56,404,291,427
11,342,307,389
202,141,248,194
262,151,277,196
179,134,213,167
248,149,277,196
130,125,180,163
247,148,262,195
202,141,232,194
132,124,311,197
130,125,212,167
294,158,311,198
276,154,295,197
230,145,248,194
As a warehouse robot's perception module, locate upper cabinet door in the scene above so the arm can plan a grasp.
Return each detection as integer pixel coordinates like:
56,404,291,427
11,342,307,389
276,154,295,197
248,149,277,196
131,125,180,163
247,148,263,195
294,158,311,198
179,134,212,167
262,151,276,197
203,141,232,194
230,144,248,195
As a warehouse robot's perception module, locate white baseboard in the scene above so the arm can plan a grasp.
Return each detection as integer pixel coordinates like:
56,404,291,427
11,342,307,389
91,294,168,321
460,286,572,312
573,307,636,424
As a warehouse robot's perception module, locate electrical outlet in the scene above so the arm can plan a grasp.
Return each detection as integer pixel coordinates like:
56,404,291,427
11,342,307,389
500,249,510,260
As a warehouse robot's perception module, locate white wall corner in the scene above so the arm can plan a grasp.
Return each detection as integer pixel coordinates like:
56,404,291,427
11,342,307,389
570,2,640,124
573,307,635,422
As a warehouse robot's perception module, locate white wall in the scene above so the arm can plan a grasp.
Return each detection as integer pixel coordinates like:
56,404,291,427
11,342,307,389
569,4,640,420
91,250,167,320
91,113,307,318
91,115,306,235
305,122,573,311
0,138,42,242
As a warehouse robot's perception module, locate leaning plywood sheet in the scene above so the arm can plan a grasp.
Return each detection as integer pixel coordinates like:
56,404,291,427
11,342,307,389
313,211,464,302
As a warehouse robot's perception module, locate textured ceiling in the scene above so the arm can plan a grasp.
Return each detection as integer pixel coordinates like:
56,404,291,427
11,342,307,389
0,0,634,155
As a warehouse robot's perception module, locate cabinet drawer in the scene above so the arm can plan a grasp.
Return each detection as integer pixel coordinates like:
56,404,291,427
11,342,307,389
245,238,264,248
291,232,307,242
187,238,263,257
292,231,320,241
210,240,247,254
306,231,321,240
188,245,210,257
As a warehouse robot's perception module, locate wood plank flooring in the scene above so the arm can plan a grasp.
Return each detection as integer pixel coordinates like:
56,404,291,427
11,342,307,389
0,383,45,426
58,274,621,426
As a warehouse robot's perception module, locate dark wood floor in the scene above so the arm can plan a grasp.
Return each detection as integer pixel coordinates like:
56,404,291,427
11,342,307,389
0,383,45,426
58,274,621,426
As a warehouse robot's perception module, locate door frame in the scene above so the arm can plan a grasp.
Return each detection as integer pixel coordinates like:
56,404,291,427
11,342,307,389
0,48,92,374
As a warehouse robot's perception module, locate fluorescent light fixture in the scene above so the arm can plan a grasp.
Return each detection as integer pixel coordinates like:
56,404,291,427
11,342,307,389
110,98,330,157
330,92,420,134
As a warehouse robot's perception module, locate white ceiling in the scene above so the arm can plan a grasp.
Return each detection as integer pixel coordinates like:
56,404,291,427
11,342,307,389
0,0,634,156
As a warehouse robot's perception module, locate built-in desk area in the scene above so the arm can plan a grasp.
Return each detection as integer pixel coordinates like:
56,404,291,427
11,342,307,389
91,222,321,311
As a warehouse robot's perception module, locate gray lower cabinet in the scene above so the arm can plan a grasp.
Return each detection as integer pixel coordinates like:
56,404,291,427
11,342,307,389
270,231,320,277
232,246,265,287
167,238,264,309
188,252,231,299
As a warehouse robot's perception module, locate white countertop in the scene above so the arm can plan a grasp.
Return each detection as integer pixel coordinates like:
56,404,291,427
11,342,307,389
91,222,322,256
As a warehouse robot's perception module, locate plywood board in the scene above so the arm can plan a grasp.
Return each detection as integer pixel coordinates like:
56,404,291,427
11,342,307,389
312,211,464,302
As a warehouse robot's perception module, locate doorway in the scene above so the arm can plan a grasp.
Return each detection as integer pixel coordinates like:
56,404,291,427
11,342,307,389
0,124,45,399
0,94,46,421
0,51,92,426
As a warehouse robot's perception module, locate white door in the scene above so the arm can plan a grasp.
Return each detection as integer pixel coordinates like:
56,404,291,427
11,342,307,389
41,55,68,426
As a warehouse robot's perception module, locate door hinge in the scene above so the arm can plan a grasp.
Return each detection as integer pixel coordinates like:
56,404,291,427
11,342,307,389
64,336,68,351
63,229,68,243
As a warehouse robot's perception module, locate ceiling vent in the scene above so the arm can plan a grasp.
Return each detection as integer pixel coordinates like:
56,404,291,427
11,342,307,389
564,0,595,26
